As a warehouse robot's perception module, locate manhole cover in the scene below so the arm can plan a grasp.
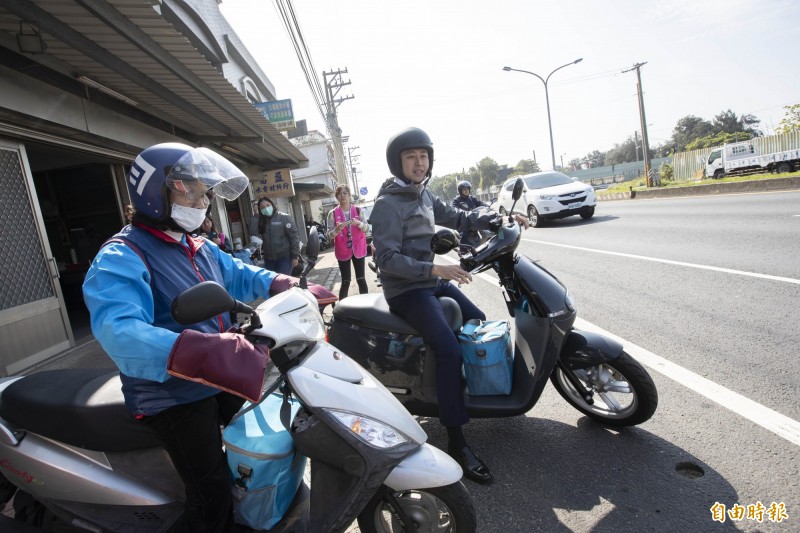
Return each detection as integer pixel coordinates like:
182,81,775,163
675,461,705,479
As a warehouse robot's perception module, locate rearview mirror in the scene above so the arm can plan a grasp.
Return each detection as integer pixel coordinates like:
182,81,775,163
512,178,524,201
172,281,256,326
306,226,320,261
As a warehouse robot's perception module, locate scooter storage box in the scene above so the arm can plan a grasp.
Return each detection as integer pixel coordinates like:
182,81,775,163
223,392,305,530
458,319,514,395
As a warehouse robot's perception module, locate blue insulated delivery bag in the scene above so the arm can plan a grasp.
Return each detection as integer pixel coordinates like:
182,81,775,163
223,392,306,530
457,319,514,395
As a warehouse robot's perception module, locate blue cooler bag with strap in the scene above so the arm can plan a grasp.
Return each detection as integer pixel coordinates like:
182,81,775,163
223,392,306,530
458,319,514,395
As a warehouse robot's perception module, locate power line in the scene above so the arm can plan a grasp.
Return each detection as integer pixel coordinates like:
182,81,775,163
272,0,326,122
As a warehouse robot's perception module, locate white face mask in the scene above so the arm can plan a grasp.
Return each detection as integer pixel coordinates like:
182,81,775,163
171,204,208,232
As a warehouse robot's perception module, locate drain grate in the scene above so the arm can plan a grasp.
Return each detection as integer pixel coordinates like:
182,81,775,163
675,461,705,479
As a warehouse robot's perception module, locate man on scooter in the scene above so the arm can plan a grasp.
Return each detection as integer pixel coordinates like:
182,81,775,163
370,127,528,483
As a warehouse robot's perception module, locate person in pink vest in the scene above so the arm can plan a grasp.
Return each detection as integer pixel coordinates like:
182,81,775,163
326,184,369,299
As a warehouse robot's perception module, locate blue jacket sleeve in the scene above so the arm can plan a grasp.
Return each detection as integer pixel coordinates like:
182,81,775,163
206,240,278,300
83,240,281,383
82,243,179,382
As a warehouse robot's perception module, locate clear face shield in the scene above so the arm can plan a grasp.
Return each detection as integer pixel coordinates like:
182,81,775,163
166,147,249,204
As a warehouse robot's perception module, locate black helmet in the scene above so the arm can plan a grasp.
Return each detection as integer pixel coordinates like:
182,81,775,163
457,180,472,193
386,127,434,182
431,228,460,255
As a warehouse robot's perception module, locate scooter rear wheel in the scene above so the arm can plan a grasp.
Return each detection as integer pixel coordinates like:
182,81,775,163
357,481,476,533
550,351,658,426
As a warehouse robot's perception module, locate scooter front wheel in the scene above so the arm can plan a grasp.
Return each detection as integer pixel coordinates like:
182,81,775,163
357,481,476,533
550,351,658,426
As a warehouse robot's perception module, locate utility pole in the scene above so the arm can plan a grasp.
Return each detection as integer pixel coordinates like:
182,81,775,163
323,68,354,186
623,62,653,186
347,145,360,200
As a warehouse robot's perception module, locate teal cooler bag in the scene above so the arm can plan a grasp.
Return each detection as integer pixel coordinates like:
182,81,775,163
223,393,306,530
458,319,514,395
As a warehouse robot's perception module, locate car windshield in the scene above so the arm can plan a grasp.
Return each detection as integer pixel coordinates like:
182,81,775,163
523,172,573,190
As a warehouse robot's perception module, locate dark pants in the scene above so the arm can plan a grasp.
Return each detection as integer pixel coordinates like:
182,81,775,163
144,392,245,533
387,279,485,427
264,255,292,275
337,256,368,299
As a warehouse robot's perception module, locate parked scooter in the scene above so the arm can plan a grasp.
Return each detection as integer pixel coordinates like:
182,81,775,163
327,179,658,426
0,229,476,532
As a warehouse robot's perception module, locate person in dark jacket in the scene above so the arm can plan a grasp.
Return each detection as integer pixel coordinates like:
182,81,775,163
83,143,310,532
451,180,486,212
451,180,488,248
370,128,528,484
248,197,302,275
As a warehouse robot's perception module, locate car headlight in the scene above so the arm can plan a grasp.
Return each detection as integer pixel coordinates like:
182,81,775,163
537,194,555,200
328,409,410,448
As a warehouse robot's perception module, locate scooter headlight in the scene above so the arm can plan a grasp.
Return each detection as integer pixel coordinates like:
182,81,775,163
328,409,410,448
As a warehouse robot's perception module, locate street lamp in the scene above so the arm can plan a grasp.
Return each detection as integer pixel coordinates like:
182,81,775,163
503,58,583,170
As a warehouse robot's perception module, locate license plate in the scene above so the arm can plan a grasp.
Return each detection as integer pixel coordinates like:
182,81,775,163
568,202,581,209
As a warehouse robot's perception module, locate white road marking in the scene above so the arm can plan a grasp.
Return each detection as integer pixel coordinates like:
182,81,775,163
524,238,800,285
574,318,800,447
442,254,800,446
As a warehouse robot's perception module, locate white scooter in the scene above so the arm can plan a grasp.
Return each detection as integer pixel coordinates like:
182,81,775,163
0,229,475,532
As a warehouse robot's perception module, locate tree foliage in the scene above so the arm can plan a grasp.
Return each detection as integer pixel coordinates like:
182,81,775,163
475,157,500,190
685,131,753,150
428,107,779,187
512,159,540,176
777,103,800,134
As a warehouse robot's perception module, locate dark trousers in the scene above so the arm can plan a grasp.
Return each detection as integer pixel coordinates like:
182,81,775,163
264,255,292,275
337,256,368,299
144,392,245,533
387,279,485,427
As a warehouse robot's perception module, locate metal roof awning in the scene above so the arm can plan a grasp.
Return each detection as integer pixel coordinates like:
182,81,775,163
0,0,308,170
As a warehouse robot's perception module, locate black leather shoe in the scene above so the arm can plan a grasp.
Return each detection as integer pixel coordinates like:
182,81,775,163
448,445,493,483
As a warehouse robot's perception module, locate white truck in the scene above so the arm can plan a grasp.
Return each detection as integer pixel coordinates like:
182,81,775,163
705,140,800,179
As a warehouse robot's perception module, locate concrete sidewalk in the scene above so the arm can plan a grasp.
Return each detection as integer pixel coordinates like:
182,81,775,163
26,248,381,375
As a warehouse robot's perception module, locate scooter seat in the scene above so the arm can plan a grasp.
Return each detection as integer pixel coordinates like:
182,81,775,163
0,368,162,452
332,293,463,335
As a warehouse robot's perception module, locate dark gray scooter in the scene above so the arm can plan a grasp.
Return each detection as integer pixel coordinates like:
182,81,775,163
328,179,658,426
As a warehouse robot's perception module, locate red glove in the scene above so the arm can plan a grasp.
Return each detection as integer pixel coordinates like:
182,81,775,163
269,274,299,296
269,274,337,306
167,330,269,402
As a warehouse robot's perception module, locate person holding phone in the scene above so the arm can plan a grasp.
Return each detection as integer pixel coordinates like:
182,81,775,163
326,184,369,300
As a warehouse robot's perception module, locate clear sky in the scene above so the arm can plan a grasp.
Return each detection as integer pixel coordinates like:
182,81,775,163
220,0,798,200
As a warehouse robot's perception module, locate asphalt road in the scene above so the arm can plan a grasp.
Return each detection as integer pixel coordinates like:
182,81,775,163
444,190,800,532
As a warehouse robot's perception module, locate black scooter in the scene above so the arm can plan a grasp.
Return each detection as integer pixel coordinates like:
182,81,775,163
327,179,658,426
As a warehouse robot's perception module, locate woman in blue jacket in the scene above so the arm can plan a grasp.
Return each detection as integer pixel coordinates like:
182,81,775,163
83,143,305,532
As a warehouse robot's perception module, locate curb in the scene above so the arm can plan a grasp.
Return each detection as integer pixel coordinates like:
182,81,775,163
596,175,800,201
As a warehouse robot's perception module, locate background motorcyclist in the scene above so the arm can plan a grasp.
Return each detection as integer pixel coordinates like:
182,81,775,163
82,143,304,532
451,180,487,211
451,180,488,248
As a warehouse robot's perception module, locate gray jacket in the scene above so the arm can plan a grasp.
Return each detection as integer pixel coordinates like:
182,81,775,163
248,211,302,260
370,178,492,299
